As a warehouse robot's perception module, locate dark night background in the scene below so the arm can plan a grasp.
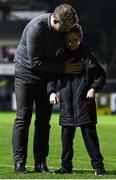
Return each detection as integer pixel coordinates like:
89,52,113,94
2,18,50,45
0,0,116,64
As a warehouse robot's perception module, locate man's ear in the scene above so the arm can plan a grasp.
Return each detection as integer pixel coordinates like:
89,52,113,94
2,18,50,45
53,18,59,25
77,40,81,45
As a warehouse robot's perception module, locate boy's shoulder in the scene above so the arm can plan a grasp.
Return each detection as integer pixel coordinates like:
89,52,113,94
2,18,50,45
80,43,96,58
79,43,91,53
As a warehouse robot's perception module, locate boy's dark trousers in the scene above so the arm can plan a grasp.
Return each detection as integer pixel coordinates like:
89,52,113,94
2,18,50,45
12,77,52,166
61,124,104,171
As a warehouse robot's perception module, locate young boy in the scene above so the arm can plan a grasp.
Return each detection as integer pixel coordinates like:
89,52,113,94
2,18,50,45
47,24,107,176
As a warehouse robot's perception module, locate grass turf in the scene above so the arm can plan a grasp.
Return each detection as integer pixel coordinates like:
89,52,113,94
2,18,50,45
0,112,116,179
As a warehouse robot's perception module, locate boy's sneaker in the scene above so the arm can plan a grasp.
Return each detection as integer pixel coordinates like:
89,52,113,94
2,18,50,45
94,167,106,176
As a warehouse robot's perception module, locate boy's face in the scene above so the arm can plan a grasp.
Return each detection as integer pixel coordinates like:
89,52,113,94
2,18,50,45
65,32,81,50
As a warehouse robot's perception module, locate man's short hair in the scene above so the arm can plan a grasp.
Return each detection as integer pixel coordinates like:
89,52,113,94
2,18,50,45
53,3,79,25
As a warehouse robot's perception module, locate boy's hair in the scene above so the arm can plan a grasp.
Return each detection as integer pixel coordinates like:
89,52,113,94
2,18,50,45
53,3,79,25
69,24,83,40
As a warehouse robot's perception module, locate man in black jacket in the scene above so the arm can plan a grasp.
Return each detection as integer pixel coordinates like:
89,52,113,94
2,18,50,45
12,4,83,174
48,25,106,176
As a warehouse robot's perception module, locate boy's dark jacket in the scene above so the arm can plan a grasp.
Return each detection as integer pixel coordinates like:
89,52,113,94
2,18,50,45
47,44,106,126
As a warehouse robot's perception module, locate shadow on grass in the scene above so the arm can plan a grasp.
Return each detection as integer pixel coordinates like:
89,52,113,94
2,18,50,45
26,170,34,174
26,170,55,174
73,169,116,175
107,170,116,175
73,169,93,174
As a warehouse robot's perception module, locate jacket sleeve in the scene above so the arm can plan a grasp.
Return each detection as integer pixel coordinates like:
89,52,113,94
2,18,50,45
47,70,60,95
47,81,57,96
89,52,106,92
26,24,64,73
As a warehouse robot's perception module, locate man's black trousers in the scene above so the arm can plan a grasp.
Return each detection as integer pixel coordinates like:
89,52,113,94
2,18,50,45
12,76,52,165
61,124,104,171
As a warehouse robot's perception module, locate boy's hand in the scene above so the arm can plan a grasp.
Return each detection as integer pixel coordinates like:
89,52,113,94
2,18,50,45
49,93,60,104
86,88,95,99
64,59,83,74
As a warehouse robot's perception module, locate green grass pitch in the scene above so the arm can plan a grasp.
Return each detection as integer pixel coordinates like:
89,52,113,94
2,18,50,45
0,112,116,179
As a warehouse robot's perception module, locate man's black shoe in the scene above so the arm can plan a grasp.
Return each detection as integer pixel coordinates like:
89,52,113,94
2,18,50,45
54,167,72,174
94,167,106,176
34,163,51,173
15,163,27,174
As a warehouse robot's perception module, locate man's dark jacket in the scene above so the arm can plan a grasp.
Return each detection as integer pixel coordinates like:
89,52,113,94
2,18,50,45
48,44,106,126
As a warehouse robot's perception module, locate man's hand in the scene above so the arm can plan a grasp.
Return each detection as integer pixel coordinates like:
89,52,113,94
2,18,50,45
49,93,60,104
86,88,95,99
64,59,83,74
